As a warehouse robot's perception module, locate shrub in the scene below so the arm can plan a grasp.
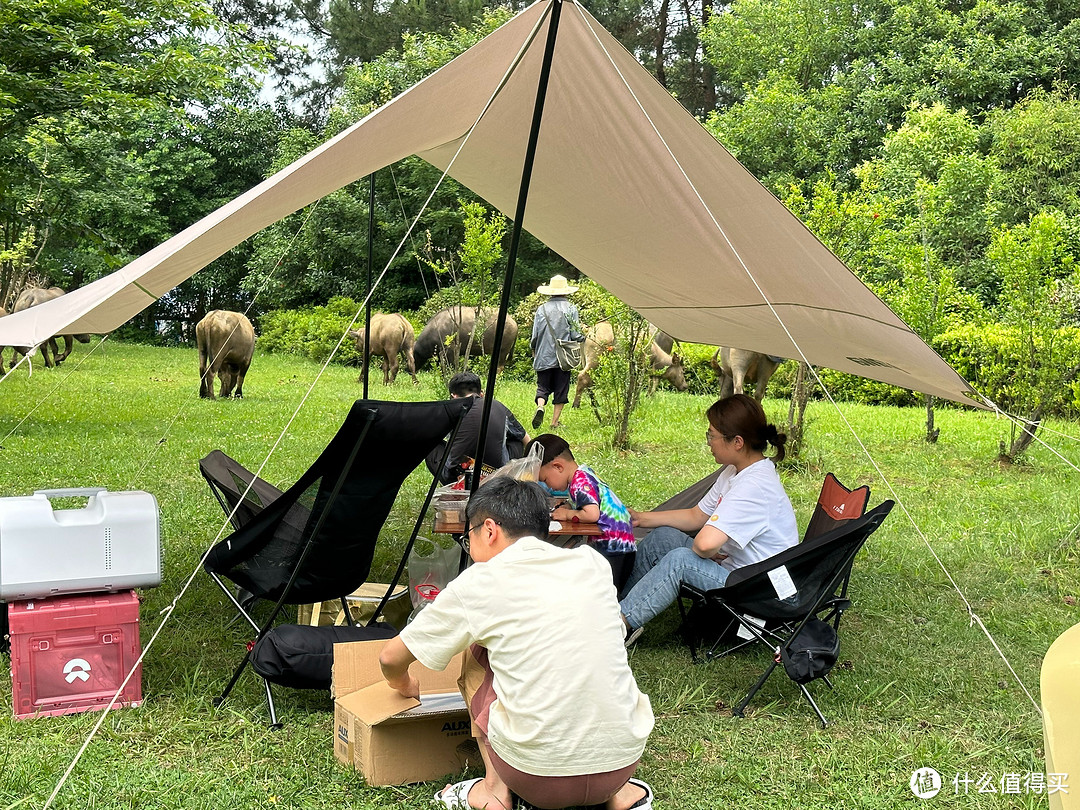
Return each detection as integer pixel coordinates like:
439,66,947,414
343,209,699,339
934,322,1080,417
259,296,363,365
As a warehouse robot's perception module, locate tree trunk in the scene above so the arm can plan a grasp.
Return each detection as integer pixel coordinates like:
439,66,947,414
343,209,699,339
785,362,810,457
924,394,939,443
699,0,717,111
654,0,670,88
1004,404,1044,461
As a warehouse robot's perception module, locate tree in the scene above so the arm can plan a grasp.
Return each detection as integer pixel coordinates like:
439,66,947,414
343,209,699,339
420,200,507,377
988,211,1080,461
0,0,264,142
0,0,268,307
701,0,1080,187
988,87,1080,228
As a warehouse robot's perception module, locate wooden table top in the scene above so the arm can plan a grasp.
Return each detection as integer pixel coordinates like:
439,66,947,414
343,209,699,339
432,518,604,537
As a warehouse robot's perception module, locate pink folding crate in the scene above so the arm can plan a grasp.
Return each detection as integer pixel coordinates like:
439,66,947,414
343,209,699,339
8,590,143,720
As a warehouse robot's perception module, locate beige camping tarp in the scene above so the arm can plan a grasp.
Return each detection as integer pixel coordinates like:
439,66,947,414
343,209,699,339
0,0,980,407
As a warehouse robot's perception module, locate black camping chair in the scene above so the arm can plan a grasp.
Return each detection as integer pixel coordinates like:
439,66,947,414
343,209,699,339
690,500,894,727
677,472,870,660
200,449,289,533
632,467,724,541
201,398,470,725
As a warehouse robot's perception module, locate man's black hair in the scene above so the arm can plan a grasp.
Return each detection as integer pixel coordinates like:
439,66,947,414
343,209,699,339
448,371,483,397
466,477,549,541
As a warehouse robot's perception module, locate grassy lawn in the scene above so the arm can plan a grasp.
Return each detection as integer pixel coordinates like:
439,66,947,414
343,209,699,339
1,341,1077,809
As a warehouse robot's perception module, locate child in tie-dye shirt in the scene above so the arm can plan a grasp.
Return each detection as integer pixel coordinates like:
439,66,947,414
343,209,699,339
527,434,636,589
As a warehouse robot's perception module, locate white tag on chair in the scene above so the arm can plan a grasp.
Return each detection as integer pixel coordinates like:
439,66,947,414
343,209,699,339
768,565,798,600
735,614,767,640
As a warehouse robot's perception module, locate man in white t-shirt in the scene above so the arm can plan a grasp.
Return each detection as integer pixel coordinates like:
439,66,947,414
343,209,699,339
379,478,655,810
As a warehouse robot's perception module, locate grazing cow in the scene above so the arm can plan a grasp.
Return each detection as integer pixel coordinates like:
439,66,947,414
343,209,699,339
413,306,517,371
572,321,688,409
10,287,91,368
196,310,255,399
348,312,418,385
712,347,784,401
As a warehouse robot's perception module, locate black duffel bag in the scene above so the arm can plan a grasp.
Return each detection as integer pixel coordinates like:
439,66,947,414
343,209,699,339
250,623,398,690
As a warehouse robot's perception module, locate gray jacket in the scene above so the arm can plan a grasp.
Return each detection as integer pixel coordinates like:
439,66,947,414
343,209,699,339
531,297,584,372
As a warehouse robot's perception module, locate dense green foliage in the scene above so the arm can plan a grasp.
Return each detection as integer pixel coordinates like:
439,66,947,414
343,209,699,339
6,0,1080,437
0,0,270,307
258,295,365,365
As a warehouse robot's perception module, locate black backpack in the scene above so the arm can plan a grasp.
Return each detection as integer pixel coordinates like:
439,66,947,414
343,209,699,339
779,618,839,684
249,623,398,691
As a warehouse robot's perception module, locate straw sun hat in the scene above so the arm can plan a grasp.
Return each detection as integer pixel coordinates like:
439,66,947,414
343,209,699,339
537,274,579,295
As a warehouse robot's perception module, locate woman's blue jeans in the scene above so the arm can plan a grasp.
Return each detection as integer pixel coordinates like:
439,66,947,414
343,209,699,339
619,526,730,630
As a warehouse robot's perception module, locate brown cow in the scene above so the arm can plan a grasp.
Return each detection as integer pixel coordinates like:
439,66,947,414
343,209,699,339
347,312,417,385
572,321,687,409
413,306,517,372
10,287,91,368
711,347,783,401
196,310,255,399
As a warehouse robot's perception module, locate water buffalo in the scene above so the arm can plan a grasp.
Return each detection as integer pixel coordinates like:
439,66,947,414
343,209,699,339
196,310,255,399
10,287,91,368
572,321,687,409
712,347,784,401
413,306,517,371
347,312,417,385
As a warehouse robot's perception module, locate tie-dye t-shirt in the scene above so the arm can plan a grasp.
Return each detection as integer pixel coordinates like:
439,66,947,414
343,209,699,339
568,465,636,553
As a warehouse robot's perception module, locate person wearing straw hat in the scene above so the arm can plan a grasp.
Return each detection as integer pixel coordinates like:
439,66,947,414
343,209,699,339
531,274,584,430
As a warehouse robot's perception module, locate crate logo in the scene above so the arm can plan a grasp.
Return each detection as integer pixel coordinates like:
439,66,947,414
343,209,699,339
64,658,92,683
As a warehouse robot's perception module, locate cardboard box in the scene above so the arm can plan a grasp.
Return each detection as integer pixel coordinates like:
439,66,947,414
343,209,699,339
8,590,142,719
332,639,475,786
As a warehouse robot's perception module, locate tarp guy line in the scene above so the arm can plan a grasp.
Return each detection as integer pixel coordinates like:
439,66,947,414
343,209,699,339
125,200,324,491
388,163,432,299
799,375,1046,716
0,335,109,447
41,8,554,804
575,1,1044,715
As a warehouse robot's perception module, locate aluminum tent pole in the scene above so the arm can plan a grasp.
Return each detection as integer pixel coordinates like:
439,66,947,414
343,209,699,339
471,0,564,495
362,171,376,399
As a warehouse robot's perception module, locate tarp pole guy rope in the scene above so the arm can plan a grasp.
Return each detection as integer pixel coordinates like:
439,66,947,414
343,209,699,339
579,0,1046,718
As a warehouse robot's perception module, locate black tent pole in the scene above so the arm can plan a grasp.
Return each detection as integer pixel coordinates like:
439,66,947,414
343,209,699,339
471,0,564,495
362,171,375,399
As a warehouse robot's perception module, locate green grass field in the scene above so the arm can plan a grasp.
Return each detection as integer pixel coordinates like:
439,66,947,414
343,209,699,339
1,341,1077,809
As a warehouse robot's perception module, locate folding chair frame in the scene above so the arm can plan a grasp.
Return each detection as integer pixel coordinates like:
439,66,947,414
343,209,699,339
677,472,871,663
682,500,893,727
201,402,466,726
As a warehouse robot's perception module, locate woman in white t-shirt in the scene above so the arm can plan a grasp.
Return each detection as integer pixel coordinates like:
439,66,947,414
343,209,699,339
619,394,797,643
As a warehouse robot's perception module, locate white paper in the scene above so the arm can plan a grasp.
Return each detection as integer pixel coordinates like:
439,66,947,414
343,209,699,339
768,565,798,600
735,614,767,640
549,520,562,532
